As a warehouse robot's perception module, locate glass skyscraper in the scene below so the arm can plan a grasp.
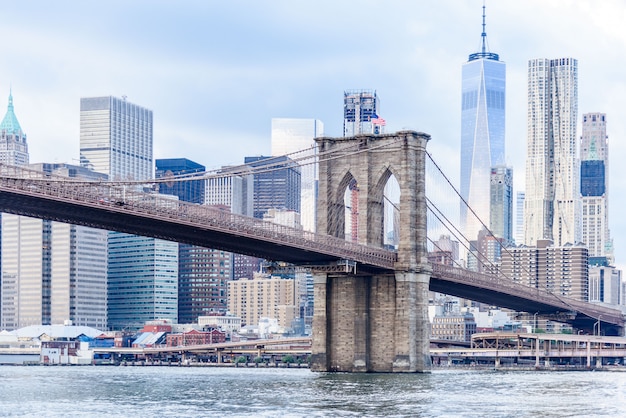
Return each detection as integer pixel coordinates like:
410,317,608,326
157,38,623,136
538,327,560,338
80,96,178,331
489,165,513,244
515,191,525,245
460,5,506,244
156,158,231,323
271,118,323,232
244,155,301,220
524,58,579,247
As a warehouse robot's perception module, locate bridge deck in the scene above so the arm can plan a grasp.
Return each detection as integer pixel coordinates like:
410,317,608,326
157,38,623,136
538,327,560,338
0,164,623,329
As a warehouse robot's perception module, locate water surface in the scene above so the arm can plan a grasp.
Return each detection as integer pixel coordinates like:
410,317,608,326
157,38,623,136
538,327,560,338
0,366,623,417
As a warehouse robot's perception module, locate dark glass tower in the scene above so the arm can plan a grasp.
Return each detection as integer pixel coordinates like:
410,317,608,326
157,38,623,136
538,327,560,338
244,155,301,220
156,158,231,323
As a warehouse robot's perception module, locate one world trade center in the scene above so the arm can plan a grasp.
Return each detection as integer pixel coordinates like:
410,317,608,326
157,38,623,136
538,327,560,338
460,4,506,246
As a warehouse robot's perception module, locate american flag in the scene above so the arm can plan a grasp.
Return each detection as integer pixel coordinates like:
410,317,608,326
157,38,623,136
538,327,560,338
371,114,386,126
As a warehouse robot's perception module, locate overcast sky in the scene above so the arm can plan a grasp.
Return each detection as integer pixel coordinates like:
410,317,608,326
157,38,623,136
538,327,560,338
2,1,626,266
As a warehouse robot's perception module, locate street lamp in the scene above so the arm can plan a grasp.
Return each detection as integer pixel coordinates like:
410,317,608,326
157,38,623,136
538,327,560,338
594,315,602,336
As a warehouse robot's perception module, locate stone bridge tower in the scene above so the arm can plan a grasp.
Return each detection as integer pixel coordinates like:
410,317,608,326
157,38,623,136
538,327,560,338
311,130,432,372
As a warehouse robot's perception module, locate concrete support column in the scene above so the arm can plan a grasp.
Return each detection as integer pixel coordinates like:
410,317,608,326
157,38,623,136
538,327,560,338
392,271,431,372
310,273,329,372
535,338,540,368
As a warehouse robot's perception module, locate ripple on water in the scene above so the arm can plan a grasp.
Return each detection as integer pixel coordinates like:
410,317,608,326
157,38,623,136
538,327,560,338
0,366,625,417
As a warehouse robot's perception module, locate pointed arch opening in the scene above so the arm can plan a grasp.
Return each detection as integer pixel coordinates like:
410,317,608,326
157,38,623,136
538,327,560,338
327,171,355,240
367,167,400,249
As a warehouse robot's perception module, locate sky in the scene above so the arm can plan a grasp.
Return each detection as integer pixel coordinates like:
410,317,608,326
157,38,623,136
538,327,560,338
1,0,626,265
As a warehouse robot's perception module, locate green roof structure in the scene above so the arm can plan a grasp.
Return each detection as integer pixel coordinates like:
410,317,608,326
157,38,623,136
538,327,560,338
0,91,23,135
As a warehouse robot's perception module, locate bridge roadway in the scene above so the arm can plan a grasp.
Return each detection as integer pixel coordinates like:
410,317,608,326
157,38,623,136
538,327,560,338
0,164,623,331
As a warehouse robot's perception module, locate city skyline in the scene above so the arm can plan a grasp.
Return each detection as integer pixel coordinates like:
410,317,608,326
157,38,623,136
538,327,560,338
2,1,626,265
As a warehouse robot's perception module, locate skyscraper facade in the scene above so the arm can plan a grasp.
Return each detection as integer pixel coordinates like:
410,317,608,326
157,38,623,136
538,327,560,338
500,240,588,302
489,165,513,243
156,158,205,204
156,158,230,323
36,164,108,329
80,96,178,331
580,113,612,263
460,6,506,243
227,274,296,329
1,94,108,330
0,92,35,330
80,96,153,181
244,155,301,220
205,166,253,217
271,118,323,232
343,90,379,137
515,191,525,245
524,58,579,247
204,165,257,280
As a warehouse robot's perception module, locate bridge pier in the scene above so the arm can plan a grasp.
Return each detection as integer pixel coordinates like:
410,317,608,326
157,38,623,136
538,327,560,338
311,270,431,373
312,131,432,373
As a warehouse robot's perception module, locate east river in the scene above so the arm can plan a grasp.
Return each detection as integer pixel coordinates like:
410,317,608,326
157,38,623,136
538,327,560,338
1,366,625,417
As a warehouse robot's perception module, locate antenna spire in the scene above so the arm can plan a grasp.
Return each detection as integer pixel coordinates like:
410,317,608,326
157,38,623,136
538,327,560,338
481,2,487,54
468,1,499,61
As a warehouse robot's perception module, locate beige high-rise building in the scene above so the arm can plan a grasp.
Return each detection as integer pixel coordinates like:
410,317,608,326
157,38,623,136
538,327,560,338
228,274,297,329
580,113,613,263
501,240,588,301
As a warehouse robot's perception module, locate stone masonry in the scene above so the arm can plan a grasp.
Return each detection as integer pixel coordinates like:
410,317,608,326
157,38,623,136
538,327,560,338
311,131,432,372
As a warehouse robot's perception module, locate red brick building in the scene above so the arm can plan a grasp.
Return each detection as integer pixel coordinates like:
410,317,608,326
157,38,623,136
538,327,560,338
166,329,226,347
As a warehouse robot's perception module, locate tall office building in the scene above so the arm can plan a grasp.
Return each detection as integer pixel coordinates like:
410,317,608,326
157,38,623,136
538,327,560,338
271,118,323,232
244,155,301,220
156,158,230,323
80,96,153,181
0,91,28,166
205,166,253,217
156,158,205,204
524,58,579,247
460,5,506,244
1,94,109,329
205,165,257,280
514,191,525,245
0,91,33,330
580,113,613,263
489,165,513,243
80,96,178,331
588,262,622,305
31,164,108,329
343,90,379,137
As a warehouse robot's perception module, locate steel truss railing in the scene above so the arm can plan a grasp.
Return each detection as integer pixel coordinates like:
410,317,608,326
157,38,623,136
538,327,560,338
0,164,397,269
432,263,624,324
